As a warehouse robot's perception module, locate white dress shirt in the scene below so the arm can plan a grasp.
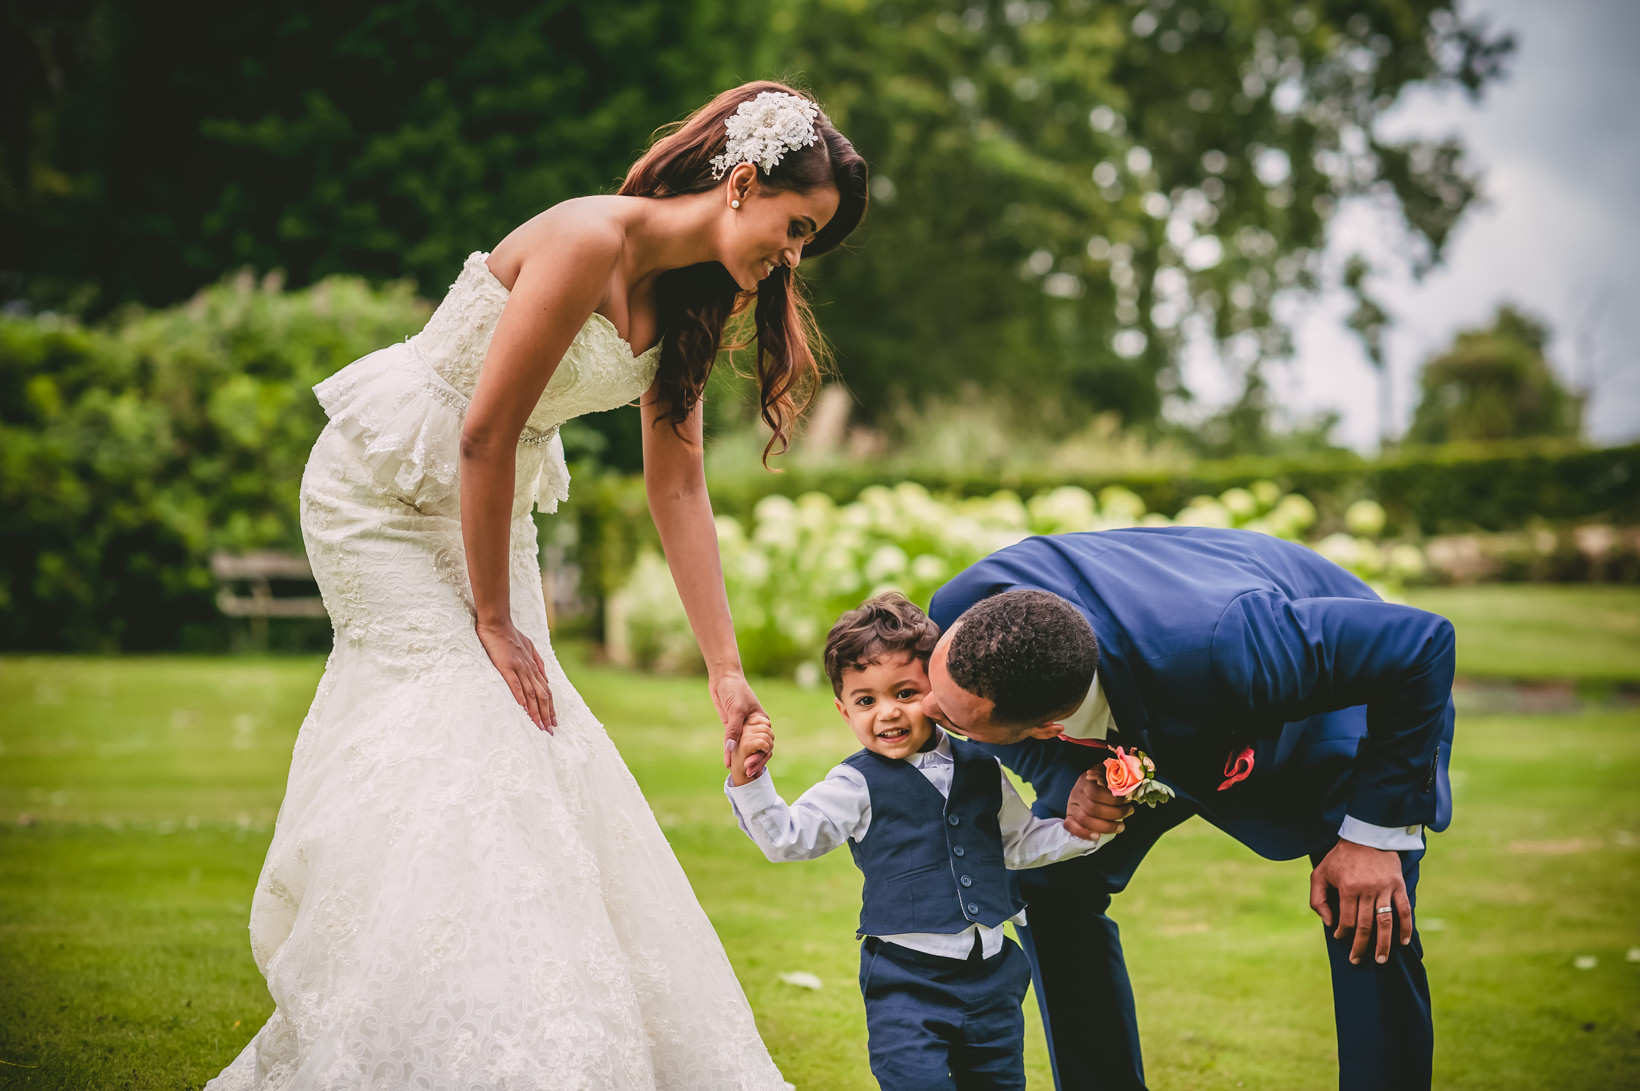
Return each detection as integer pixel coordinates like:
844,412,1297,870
725,729,1102,959
1060,674,1424,851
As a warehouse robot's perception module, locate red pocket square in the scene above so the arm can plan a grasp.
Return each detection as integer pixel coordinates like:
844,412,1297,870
1218,746,1255,791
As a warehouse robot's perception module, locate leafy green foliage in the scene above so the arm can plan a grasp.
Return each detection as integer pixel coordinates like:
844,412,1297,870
2,269,1630,660
768,0,1511,427
5,0,1511,436
0,274,427,649
2,0,755,312
691,440,1640,534
607,479,1427,677
558,441,1639,653
1407,305,1584,444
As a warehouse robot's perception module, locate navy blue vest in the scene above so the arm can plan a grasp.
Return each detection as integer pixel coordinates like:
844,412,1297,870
843,738,1027,938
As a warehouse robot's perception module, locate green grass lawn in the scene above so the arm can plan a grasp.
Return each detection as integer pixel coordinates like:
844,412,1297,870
1404,584,1640,683
3,587,1640,1088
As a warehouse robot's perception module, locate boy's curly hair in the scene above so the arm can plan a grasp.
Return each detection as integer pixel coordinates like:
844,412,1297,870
823,593,941,696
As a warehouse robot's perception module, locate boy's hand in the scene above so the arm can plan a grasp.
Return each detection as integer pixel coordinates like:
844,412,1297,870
730,715,774,787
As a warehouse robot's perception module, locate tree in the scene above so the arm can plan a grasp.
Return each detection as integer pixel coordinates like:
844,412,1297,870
1,0,756,312
1405,305,1583,445
1180,363,1345,460
4,0,1513,440
763,0,1511,430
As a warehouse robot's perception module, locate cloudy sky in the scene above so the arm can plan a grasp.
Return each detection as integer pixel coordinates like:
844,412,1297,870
1184,0,1640,450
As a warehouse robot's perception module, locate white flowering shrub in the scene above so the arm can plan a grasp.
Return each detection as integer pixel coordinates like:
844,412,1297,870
606,482,1423,677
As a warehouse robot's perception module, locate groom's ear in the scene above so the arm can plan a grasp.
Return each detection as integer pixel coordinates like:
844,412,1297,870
1025,721,1067,741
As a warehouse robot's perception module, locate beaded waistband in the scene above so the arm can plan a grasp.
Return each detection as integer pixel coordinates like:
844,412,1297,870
408,339,559,447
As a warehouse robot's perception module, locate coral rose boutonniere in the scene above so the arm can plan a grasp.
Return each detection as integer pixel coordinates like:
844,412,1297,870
1103,746,1175,809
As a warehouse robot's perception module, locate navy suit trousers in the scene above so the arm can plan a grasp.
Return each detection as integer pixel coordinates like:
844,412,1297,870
1012,800,1432,1091
859,936,1033,1090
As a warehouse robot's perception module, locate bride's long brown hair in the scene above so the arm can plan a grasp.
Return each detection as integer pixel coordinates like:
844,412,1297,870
620,81,868,463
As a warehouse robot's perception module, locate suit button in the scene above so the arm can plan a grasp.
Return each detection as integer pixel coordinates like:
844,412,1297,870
952,845,966,857
966,903,979,914
960,875,973,888
947,815,961,826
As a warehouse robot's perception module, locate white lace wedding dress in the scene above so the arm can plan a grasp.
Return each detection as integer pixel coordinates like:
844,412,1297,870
207,253,788,1090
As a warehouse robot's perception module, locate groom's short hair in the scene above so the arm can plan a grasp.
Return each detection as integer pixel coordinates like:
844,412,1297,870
946,590,1098,727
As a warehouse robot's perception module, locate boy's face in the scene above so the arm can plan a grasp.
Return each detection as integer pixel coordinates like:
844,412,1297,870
834,652,937,760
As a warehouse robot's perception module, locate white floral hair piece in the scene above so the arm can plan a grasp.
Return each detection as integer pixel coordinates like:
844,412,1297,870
709,91,821,180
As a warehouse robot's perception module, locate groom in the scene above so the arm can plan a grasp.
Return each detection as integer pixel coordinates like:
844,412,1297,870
922,526,1455,1091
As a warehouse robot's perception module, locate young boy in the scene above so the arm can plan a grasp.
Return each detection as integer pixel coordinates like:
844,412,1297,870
726,593,1107,1090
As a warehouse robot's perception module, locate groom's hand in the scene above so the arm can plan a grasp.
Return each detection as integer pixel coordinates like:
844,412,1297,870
1309,839,1413,965
1064,769,1133,841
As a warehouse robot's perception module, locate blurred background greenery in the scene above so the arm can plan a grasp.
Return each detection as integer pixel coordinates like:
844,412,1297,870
2,0,1630,658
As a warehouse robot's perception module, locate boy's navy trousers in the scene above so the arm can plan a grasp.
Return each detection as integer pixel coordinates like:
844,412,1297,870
859,934,1032,1090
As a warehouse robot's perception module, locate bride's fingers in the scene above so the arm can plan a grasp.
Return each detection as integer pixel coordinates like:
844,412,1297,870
504,671,539,729
521,658,552,732
526,650,554,728
540,675,557,732
519,673,545,731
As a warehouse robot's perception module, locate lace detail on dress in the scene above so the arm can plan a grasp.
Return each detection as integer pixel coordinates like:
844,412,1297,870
205,253,786,1089
312,251,658,516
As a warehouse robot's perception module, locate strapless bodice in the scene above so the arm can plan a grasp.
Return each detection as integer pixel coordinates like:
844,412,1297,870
312,252,661,515
409,252,661,437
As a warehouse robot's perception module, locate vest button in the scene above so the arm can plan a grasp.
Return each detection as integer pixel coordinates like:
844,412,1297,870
952,845,966,857
959,875,973,887
966,903,979,914
947,815,961,826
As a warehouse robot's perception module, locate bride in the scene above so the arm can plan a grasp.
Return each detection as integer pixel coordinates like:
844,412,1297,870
208,82,867,1089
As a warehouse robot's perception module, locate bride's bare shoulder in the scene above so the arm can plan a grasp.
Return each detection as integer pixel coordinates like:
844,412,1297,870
487,197,633,288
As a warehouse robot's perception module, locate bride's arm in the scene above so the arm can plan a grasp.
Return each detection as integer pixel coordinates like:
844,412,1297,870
639,389,771,776
461,223,622,731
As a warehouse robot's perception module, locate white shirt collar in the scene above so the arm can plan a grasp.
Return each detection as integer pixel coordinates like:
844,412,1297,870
911,727,954,767
1056,672,1114,741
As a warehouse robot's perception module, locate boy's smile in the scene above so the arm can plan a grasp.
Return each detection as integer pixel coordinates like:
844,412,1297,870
835,651,936,760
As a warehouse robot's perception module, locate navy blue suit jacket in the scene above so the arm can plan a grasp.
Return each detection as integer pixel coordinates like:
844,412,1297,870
927,527,1455,861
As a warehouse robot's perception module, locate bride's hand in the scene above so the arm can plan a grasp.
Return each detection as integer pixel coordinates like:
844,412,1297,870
710,671,771,778
475,618,556,733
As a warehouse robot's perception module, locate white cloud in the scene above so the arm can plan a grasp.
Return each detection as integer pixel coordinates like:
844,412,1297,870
1236,0,1640,449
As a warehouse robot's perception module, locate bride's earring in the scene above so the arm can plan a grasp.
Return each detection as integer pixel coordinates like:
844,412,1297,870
731,199,741,209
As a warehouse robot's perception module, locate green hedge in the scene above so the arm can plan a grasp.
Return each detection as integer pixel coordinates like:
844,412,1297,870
558,441,1639,611
698,441,1640,537
0,275,428,650
3,276,1634,652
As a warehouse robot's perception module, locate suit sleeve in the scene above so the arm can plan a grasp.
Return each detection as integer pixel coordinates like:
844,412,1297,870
1210,592,1455,829
928,558,1015,630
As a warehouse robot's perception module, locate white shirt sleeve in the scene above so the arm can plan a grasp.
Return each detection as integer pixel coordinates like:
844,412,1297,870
1338,814,1425,852
724,765,872,862
995,765,1106,869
